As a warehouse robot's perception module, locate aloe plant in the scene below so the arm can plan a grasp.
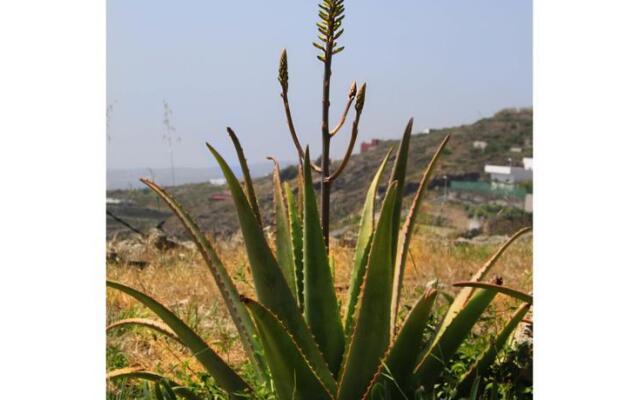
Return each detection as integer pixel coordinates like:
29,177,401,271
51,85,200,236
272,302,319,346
107,2,533,399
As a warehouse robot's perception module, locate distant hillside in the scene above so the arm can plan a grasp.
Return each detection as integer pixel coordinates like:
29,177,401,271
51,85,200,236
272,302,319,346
107,162,289,190
107,108,532,238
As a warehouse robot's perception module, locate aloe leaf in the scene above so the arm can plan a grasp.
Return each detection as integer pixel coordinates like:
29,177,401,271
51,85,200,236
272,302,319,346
243,297,336,399
411,229,531,390
388,118,414,261
455,303,531,396
489,382,499,400
412,287,499,390
106,281,251,396
344,148,393,337
447,227,531,318
107,318,181,343
155,380,178,400
107,368,202,400
107,367,178,384
453,282,533,304
302,148,345,374
432,227,531,353
269,158,297,296
296,165,304,217
469,377,482,400
336,182,398,400
390,134,451,329
226,128,262,226
170,388,202,400
207,143,335,380
363,288,438,398
285,182,304,307
141,178,267,379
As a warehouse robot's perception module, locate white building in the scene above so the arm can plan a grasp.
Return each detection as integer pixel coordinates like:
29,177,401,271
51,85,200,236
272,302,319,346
485,157,533,184
473,141,488,151
524,193,533,213
484,165,532,184
209,178,226,186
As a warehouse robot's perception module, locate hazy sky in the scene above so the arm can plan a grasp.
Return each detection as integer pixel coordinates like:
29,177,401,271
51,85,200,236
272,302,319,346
107,0,532,169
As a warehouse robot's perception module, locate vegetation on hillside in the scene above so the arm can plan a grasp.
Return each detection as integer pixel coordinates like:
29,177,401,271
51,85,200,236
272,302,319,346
107,108,532,239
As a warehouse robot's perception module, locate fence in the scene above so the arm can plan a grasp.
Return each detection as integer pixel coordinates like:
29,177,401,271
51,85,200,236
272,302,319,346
449,181,527,199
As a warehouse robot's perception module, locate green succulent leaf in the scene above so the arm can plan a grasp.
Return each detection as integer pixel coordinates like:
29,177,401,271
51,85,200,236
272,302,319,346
207,143,335,382
107,368,202,400
107,318,181,343
413,287,499,390
106,281,251,396
432,227,531,356
141,178,267,379
337,182,398,400
453,281,533,304
285,181,305,308
469,377,482,400
455,303,531,396
243,297,336,399
107,367,177,384
388,118,414,261
391,134,451,329
226,128,262,226
170,388,202,400
155,380,178,400
364,288,438,398
302,147,345,374
344,148,392,337
270,158,297,296
447,228,531,318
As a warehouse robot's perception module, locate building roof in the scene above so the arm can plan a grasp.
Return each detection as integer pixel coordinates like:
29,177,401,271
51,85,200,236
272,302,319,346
485,165,514,175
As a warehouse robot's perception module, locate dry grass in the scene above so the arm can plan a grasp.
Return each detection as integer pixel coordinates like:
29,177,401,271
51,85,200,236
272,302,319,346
106,230,532,383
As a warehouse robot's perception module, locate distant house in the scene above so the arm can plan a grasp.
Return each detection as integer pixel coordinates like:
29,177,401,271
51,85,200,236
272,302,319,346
510,147,523,153
420,128,431,134
473,141,488,151
484,163,532,184
210,192,231,201
523,157,533,170
209,178,226,186
360,139,380,153
106,197,133,205
524,193,533,213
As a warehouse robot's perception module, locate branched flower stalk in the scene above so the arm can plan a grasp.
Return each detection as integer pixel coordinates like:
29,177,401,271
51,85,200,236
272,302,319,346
278,0,364,247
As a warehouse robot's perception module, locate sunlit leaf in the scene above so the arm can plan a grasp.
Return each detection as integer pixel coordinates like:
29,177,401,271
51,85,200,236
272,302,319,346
244,297,336,399
107,281,251,396
302,148,345,374
344,148,392,337
337,182,398,400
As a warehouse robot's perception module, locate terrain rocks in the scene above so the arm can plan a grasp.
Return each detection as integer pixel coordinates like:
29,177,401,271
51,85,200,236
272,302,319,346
454,234,509,246
107,229,194,268
147,228,181,251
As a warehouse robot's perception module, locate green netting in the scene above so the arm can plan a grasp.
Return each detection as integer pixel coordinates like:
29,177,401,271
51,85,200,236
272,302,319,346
449,181,526,199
